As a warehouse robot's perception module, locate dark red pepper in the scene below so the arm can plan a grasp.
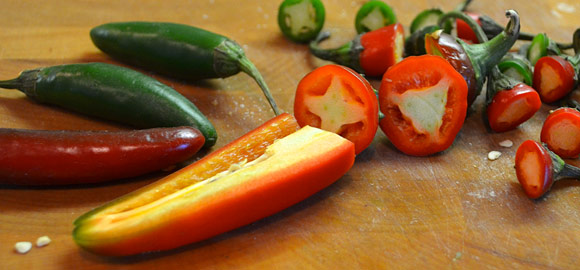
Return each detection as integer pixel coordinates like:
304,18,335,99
0,127,205,186
426,10,520,107
309,23,405,77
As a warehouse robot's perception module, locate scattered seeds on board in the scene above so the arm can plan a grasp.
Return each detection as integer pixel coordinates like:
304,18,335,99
14,242,32,254
36,236,51,247
488,151,502,161
499,139,513,148
498,139,513,148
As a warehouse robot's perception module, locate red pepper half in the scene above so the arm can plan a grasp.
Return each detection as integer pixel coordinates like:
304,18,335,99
309,23,404,77
515,140,580,199
541,108,580,158
294,64,378,154
486,83,541,132
515,140,555,199
533,55,577,103
378,55,468,156
0,127,204,186
73,114,355,256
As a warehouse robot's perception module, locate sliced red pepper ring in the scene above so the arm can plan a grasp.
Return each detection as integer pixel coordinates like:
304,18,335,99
294,64,378,154
541,108,580,158
486,83,541,133
515,140,555,199
378,55,468,156
73,114,356,256
533,56,576,103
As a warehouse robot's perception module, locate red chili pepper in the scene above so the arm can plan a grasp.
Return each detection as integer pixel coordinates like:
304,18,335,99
486,81,541,133
309,23,405,77
533,55,577,103
456,12,481,44
294,64,378,154
0,127,204,186
540,107,580,158
515,140,580,199
73,114,355,256
378,55,468,156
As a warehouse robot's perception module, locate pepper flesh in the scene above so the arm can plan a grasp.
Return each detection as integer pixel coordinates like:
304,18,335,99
378,55,468,156
309,23,404,77
73,115,355,256
533,56,576,103
541,108,580,158
486,83,541,132
0,127,204,186
515,140,554,199
294,64,379,154
354,0,396,34
278,0,326,43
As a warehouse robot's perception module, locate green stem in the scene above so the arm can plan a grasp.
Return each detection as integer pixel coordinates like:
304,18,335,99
439,10,487,43
309,31,364,73
574,28,580,55
545,143,580,181
219,40,281,116
454,0,473,12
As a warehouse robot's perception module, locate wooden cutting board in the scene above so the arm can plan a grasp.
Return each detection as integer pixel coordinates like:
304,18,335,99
1,0,579,269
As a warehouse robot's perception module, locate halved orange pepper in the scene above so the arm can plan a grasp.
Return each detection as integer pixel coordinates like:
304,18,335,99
73,113,355,256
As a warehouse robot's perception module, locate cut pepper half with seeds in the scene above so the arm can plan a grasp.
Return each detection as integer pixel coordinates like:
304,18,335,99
72,113,355,256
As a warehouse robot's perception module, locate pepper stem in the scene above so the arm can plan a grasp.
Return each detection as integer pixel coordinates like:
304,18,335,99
218,40,281,116
309,31,364,73
454,0,472,12
573,28,580,55
545,143,580,181
0,78,20,89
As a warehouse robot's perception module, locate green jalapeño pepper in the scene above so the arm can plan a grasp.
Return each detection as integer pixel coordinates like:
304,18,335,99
90,22,280,116
354,0,396,34
425,10,520,107
0,63,217,147
277,0,325,43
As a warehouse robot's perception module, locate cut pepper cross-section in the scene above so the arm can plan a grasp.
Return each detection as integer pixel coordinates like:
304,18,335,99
379,55,468,156
73,114,355,256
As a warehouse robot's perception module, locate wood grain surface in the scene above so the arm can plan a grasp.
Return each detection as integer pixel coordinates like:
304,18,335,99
1,0,579,269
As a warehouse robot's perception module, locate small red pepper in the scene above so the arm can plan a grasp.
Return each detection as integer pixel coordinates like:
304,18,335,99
378,55,468,156
294,64,378,154
540,107,580,158
0,127,205,186
309,23,405,77
532,55,577,103
515,140,580,199
486,83,541,132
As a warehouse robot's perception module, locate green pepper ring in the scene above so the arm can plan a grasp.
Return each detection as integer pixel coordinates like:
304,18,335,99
277,0,326,43
354,0,397,34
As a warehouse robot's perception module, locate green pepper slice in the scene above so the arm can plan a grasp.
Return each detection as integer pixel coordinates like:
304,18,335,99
410,8,444,34
354,0,396,34
527,33,562,66
498,53,534,86
277,0,325,43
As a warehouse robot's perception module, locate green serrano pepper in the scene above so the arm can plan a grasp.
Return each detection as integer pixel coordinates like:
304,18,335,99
90,22,280,116
0,62,217,147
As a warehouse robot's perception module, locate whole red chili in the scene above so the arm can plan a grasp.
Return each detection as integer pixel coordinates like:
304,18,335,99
0,127,205,186
309,23,405,77
515,140,580,199
540,107,580,158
